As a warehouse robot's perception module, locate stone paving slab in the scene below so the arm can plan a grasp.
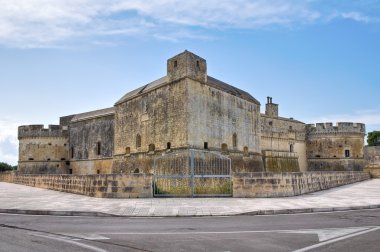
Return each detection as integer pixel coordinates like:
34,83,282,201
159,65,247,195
0,179,379,217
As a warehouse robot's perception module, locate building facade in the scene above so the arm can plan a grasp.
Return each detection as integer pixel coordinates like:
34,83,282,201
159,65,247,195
17,51,366,174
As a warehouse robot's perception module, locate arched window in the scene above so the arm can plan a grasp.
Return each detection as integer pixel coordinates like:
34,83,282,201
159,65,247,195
136,134,141,148
221,143,228,152
125,147,130,155
233,133,237,148
149,144,155,152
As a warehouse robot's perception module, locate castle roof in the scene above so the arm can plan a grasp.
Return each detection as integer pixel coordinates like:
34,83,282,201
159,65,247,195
71,107,115,122
115,75,260,105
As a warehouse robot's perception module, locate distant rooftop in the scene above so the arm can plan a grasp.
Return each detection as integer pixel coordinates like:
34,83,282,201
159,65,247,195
71,107,115,122
115,75,260,105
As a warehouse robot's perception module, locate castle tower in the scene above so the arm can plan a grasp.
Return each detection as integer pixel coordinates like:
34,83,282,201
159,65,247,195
18,125,70,174
167,50,207,83
306,122,366,171
265,96,278,117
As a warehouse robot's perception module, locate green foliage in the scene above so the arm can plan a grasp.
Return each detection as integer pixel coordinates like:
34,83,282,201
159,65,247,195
368,131,380,146
0,162,16,172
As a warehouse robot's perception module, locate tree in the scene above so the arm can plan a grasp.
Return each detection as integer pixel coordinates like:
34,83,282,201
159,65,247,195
367,131,380,146
0,162,16,172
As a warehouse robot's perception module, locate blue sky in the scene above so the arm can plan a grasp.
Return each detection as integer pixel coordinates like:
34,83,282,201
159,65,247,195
0,0,379,165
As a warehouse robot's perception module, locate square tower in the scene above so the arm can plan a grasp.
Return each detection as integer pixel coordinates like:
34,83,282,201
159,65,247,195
167,50,207,83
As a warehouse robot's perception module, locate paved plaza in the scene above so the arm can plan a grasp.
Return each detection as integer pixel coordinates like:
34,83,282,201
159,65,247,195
0,179,379,217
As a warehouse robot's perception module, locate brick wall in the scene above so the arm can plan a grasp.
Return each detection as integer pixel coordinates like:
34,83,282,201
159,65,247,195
233,171,370,197
0,173,152,198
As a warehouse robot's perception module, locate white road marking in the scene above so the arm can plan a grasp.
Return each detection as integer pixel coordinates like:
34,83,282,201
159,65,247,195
65,233,110,240
282,227,370,241
98,226,379,236
293,226,380,252
31,233,109,252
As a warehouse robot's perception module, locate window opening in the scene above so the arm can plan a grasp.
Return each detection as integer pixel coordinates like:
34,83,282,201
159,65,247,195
149,144,155,152
136,134,141,148
204,142,208,149
97,142,101,156
221,143,228,152
345,150,350,157
167,142,171,149
243,146,249,156
233,133,237,148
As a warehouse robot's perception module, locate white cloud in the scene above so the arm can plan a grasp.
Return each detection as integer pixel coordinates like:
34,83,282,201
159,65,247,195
0,1,377,48
0,119,19,165
0,0,320,48
341,11,370,23
307,109,380,128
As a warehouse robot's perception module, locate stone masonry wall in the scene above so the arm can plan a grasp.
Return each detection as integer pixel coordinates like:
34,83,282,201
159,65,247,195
187,79,263,172
0,173,152,198
364,146,380,178
233,171,370,197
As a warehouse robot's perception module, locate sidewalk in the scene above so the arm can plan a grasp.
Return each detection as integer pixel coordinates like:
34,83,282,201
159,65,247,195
0,180,379,217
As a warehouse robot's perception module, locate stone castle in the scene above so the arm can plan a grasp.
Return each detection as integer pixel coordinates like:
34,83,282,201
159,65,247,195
18,51,366,175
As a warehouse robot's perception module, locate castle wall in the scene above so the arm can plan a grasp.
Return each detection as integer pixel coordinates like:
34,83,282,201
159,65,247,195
69,114,114,174
233,171,370,198
306,123,365,171
260,115,307,172
187,79,263,172
1,173,152,198
113,80,189,173
364,146,380,178
18,125,69,174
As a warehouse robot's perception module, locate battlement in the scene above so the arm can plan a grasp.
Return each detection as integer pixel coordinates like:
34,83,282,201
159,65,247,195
18,125,69,139
306,122,365,135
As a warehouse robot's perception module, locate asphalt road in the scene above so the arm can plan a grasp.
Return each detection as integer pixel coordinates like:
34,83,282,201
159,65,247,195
0,209,379,252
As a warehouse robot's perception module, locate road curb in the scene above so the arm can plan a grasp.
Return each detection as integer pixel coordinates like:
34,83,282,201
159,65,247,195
1,205,379,218
240,204,380,216
0,209,118,217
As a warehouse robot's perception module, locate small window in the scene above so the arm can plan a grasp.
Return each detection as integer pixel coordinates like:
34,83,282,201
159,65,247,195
48,142,52,146
136,134,141,148
47,158,51,161
315,155,321,158
196,60,200,69
345,150,350,158
174,60,178,67
125,147,130,155
204,142,208,149
290,144,294,153
221,143,228,152
167,142,171,150
289,126,293,131
243,146,249,156
233,133,237,148
133,168,140,174
97,142,101,155
28,158,34,161
71,147,75,159
97,170,100,174
69,169,73,174
149,144,155,152
269,121,273,126
61,158,66,161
